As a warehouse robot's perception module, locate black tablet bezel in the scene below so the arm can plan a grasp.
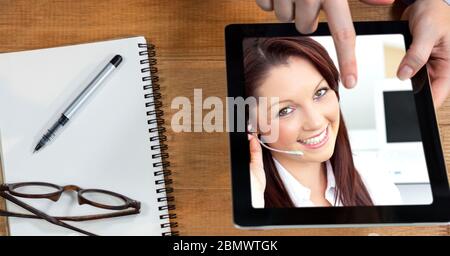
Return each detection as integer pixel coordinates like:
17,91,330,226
225,21,450,227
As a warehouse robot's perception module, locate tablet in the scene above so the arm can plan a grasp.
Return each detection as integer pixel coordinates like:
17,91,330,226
225,21,450,228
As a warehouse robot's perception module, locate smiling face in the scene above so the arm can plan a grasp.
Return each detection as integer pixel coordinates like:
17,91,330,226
255,56,340,163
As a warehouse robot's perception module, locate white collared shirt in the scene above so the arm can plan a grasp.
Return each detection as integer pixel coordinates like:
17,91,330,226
273,156,402,207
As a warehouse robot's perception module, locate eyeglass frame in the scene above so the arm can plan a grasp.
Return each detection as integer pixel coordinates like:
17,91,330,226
0,182,141,236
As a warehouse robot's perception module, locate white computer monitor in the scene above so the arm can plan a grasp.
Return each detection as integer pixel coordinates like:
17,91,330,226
373,78,429,184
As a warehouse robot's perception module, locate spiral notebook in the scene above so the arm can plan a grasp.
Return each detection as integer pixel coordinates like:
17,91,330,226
0,37,177,235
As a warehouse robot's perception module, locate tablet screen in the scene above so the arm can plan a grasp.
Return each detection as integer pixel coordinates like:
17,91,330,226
242,34,433,208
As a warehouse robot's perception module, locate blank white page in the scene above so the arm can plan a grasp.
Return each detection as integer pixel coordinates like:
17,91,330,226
0,37,170,235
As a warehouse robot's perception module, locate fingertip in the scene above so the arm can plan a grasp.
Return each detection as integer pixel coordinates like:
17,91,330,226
260,5,274,11
256,0,273,11
344,74,357,89
275,10,294,22
398,38,434,81
295,23,317,35
397,65,414,81
340,61,358,88
295,17,319,35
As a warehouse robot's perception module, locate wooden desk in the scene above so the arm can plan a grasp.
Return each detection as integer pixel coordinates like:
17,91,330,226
0,0,448,236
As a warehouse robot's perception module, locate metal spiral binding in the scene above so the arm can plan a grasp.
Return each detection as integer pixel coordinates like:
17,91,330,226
138,42,178,236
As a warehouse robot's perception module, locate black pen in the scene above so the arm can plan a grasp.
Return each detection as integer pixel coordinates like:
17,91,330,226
34,55,123,153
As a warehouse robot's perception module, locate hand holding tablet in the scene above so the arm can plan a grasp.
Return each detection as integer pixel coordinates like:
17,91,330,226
398,0,450,108
255,0,396,90
255,0,450,108
225,21,450,228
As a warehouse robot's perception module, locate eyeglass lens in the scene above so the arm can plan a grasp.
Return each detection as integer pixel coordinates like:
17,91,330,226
11,184,59,195
81,191,127,207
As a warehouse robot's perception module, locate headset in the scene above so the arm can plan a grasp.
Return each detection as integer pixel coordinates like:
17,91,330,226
247,123,304,156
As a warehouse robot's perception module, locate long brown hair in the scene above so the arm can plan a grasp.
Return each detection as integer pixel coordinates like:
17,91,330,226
243,37,373,207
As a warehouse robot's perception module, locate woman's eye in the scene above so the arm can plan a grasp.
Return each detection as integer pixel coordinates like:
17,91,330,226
314,88,329,100
278,106,294,117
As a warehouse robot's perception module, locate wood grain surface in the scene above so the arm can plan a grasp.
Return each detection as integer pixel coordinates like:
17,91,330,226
0,0,448,236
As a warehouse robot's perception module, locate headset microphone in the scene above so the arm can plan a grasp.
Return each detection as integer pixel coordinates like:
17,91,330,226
247,123,304,156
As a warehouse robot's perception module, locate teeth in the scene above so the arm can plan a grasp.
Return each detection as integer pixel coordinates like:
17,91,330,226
299,127,327,145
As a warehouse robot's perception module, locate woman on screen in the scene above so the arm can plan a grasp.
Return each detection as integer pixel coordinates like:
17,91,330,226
244,37,401,208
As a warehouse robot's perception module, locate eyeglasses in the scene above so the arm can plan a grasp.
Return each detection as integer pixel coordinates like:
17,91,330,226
0,182,141,236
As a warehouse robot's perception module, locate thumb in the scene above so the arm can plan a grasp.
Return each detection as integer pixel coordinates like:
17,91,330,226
397,30,435,81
